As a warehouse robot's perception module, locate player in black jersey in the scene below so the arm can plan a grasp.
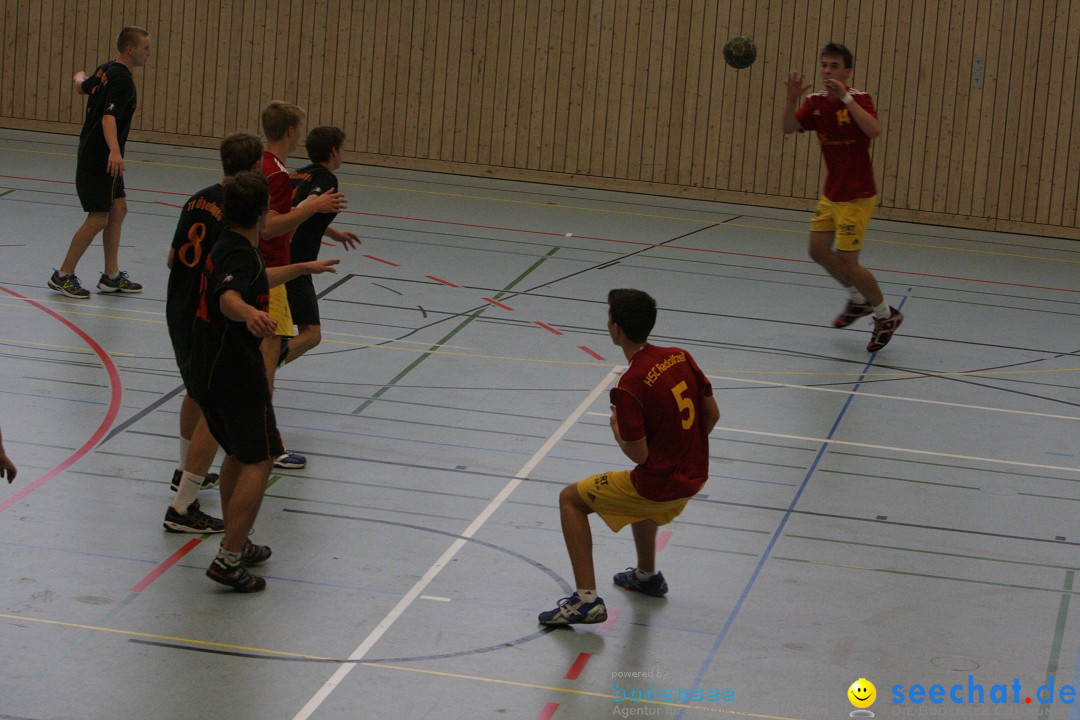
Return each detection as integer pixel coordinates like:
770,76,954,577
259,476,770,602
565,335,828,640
281,126,360,365
162,133,264,534
48,26,151,299
188,172,339,592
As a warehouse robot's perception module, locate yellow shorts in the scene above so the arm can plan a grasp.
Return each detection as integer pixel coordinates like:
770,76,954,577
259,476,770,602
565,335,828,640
576,470,694,532
268,285,296,338
809,195,876,251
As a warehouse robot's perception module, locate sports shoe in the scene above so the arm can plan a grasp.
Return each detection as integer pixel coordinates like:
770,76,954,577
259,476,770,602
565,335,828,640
832,300,874,328
162,499,225,534
538,592,608,625
47,270,90,299
206,557,266,592
96,270,142,294
867,307,904,352
240,539,272,566
274,450,307,469
169,468,221,492
613,568,668,597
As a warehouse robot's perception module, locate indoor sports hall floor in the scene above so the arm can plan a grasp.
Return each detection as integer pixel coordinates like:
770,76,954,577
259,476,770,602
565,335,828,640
0,127,1078,720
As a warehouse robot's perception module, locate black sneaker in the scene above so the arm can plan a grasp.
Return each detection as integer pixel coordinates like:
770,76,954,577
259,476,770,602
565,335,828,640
867,307,904,352
206,557,266,592
169,468,221,492
240,539,272,566
832,300,874,328
97,270,143,294
613,568,669,597
47,270,90,299
538,592,608,625
163,499,225,534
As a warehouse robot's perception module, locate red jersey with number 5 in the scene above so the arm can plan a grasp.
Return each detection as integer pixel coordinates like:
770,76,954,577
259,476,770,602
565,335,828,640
610,344,714,501
795,89,878,202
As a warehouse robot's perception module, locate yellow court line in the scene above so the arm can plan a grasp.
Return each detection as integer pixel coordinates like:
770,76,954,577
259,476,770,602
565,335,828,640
0,611,802,719
4,145,1076,266
0,336,133,357
0,299,166,318
0,612,328,659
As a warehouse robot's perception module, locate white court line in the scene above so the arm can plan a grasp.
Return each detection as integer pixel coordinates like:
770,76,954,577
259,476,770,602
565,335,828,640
706,374,1080,422
716,425,1080,474
291,364,623,720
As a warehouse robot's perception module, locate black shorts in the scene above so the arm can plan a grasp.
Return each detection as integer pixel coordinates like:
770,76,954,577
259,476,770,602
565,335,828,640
75,173,125,213
285,275,320,326
200,399,284,464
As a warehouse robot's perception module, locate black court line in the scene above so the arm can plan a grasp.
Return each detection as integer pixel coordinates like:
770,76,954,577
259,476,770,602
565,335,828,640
695,497,1080,548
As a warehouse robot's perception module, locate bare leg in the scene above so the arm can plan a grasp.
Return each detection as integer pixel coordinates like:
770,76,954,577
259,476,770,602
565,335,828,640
808,232,883,306
59,212,110,275
282,324,321,365
179,395,202,442
260,334,280,395
629,519,659,573
218,456,271,553
184,417,219,476
559,484,596,590
101,197,127,276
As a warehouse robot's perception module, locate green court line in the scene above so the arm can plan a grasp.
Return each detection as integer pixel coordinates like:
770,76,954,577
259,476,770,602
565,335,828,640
266,493,474,523
0,189,15,198
268,472,493,503
274,388,569,424
1018,491,1080,503
820,468,980,491
350,247,561,416
1045,570,1073,690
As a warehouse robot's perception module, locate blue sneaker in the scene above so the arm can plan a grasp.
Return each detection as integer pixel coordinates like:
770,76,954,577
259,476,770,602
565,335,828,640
96,270,143,294
538,592,607,625
48,270,90,299
613,568,668,597
274,450,306,469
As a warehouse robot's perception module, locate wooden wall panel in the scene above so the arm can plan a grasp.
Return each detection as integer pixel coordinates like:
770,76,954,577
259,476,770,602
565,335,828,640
2,0,1077,239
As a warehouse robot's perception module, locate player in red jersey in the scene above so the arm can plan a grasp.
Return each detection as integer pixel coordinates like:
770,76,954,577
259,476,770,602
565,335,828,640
782,42,903,352
539,289,720,625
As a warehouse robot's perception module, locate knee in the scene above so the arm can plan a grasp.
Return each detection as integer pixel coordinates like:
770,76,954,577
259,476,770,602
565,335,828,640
558,484,580,508
109,200,128,223
808,242,831,265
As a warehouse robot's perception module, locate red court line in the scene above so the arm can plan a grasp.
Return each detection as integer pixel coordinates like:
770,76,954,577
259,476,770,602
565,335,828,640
4,173,1075,293
363,254,399,266
579,345,606,361
131,538,202,592
425,274,460,288
534,321,562,335
564,652,592,680
483,297,514,311
322,240,334,246
536,702,559,720
0,285,123,514
656,530,673,553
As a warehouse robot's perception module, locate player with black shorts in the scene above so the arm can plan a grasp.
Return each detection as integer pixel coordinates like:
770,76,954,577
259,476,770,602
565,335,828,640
188,172,339,592
282,126,360,364
162,132,263,534
48,26,151,299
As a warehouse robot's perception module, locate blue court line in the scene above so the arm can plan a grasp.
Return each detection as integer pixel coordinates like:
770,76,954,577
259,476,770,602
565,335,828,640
675,293,911,717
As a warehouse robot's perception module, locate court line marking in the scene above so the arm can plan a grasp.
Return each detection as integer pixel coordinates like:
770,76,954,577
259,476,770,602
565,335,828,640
291,365,623,720
706,374,1080,422
716,426,1079,474
0,285,122,514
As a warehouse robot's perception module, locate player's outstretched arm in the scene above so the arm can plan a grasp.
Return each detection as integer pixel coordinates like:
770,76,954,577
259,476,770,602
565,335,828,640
781,71,812,134
325,227,360,249
265,258,340,288
219,289,277,337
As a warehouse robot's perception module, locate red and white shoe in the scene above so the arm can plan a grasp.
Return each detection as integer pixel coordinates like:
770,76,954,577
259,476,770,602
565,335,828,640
867,308,904,352
833,300,874,328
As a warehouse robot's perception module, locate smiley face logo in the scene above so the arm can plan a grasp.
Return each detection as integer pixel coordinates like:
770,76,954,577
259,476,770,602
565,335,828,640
847,678,876,708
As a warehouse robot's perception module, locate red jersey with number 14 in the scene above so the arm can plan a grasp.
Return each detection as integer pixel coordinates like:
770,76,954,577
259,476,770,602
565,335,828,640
610,344,714,502
795,89,878,202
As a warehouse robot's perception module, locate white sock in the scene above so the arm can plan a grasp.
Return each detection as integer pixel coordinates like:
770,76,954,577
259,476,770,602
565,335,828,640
873,301,892,319
179,437,191,467
635,568,657,581
846,287,867,304
106,271,119,280
171,471,203,513
216,548,241,565
577,589,598,602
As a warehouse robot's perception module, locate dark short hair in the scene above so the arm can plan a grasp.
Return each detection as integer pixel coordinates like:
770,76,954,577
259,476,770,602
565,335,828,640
219,133,264,177
222,171,269,229
261,100,306,141
305,126,346,163
821,42,854,68
608,289,657,343
116,26,149,53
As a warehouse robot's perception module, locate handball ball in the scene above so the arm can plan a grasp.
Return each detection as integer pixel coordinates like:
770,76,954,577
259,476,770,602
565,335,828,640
723,35,757,69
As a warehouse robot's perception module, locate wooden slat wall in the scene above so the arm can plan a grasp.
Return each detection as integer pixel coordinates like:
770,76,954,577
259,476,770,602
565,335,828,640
2,0,1078,239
